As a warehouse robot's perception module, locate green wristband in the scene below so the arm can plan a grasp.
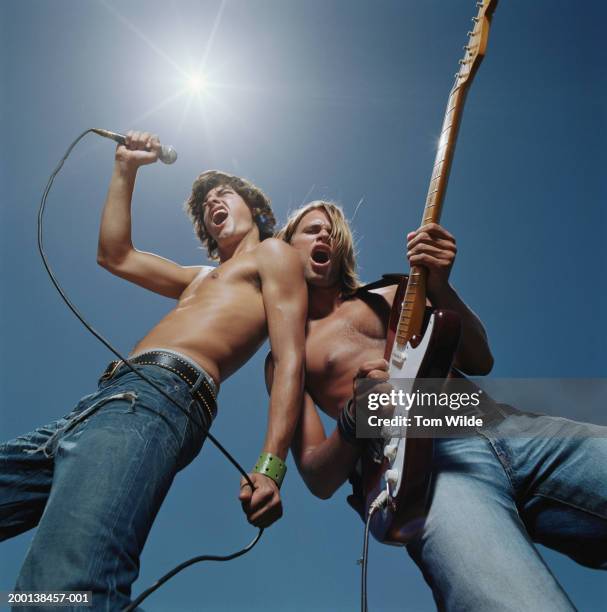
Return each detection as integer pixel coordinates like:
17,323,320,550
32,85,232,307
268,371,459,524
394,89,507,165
253,452,287,488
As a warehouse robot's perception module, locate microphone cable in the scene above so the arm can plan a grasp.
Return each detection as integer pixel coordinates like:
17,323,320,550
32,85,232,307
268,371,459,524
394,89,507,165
37,129,263,611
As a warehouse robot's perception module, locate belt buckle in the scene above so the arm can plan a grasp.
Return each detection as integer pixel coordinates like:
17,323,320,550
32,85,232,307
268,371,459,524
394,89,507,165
101,360,123,382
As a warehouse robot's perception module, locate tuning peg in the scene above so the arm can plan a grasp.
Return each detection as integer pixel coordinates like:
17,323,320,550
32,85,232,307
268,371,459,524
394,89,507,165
463,45,470,51
476,1,483,6
467,30,474,36
471,16,479,23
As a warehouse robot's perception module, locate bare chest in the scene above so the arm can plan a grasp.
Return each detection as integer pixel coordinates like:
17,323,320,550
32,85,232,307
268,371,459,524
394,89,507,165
180,255,260,306
306,298,389,381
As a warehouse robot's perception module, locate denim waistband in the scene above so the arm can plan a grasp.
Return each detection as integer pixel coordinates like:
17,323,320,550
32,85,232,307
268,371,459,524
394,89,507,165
127,348,218,396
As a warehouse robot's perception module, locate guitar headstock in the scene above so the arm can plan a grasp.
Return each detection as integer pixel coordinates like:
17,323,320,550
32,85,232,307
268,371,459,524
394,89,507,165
454,0,498,90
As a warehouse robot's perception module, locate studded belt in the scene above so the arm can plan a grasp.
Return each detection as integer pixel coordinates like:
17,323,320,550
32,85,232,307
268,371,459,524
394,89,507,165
100,350,217,422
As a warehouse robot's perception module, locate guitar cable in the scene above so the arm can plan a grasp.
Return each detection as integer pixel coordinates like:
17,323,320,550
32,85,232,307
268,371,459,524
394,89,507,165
361,490,389,612
37,128,264,611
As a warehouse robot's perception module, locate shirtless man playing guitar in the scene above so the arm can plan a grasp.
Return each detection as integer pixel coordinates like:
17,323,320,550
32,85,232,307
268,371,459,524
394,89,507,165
0,131,307,609
268,201,491,496
262,200,607,611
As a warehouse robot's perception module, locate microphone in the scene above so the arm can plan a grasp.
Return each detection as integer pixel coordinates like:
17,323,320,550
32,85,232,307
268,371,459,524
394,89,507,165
92,128,178,164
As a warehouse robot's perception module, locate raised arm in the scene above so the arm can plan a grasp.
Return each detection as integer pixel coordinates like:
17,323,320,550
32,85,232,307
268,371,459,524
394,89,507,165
238,239,307,527
96,130,204,299
407,223,494,375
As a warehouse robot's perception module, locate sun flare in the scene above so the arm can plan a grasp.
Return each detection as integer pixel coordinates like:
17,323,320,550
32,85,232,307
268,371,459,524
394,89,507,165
186,74,207,94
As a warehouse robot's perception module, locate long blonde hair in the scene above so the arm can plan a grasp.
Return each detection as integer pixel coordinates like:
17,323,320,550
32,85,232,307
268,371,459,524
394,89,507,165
278,200,360,296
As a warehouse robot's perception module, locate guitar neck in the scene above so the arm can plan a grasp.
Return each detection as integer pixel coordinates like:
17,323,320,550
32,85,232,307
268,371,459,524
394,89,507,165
395,0,498,348
423,86,467,227
396,85,467,346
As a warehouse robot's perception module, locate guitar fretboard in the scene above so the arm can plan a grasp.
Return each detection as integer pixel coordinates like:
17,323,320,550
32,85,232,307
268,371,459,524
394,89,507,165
396,87,468,347
424,87,464,225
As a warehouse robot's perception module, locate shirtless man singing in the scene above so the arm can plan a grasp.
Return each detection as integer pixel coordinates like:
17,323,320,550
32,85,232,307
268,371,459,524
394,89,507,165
0,131,307,610
265,200,607,611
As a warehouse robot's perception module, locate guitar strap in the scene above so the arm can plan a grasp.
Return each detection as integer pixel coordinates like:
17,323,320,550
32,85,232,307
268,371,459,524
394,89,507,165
355,273,408,294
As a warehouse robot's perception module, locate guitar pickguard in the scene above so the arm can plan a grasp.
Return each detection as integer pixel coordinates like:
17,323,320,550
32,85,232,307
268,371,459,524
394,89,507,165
382,313,437,497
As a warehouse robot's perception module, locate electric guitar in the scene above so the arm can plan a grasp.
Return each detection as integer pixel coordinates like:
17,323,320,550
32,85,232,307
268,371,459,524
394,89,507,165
358,0,499,545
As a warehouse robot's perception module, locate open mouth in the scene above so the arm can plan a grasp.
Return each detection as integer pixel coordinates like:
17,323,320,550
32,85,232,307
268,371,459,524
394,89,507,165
211,209,228,226
311,245,331,266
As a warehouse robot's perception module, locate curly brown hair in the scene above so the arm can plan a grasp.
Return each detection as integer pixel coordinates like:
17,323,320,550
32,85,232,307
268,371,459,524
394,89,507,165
184,170,276,260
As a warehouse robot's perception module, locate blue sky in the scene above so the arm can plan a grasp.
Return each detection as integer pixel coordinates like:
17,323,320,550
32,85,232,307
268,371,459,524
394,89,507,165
1,1,606,610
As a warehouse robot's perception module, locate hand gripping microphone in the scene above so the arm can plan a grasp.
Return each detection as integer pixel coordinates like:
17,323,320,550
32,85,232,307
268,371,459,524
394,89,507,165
92,128,178,164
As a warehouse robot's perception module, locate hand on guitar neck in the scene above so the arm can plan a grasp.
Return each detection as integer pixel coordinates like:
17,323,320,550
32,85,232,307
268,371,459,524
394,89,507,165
406,222,456,303
406,222,494,376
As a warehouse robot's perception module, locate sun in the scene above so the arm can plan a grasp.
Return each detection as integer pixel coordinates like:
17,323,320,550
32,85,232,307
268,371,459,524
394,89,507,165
186,73,208,94
99,0,230,132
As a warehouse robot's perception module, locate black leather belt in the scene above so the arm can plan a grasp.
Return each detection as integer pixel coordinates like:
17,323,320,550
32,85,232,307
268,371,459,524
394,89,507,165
100,351,217,422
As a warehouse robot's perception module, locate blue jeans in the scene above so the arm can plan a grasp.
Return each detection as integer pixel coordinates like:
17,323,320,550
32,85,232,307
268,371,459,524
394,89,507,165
406,412,607,611
0,364,212,611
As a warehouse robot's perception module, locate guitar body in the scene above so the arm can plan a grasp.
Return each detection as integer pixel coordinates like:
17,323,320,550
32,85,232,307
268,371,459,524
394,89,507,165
361,277,461,544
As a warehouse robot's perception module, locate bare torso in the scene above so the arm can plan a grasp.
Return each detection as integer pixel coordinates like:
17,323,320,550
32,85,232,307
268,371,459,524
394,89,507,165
132,249,268,387
305,286,396,418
